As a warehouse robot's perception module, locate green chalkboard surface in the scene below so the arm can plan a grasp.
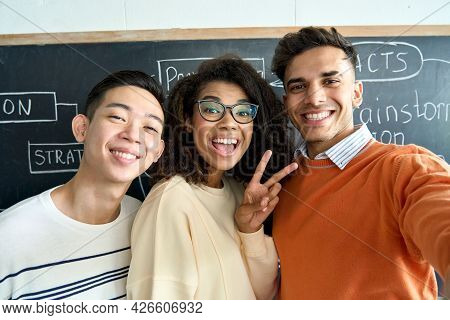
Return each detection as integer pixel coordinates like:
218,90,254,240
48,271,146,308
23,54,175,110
1,35,449,210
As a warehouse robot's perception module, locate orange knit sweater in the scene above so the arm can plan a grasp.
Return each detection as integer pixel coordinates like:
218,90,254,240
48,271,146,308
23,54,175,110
274,141,450,299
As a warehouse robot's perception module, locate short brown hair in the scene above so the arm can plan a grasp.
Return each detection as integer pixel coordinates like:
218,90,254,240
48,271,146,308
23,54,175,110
271,27,358,84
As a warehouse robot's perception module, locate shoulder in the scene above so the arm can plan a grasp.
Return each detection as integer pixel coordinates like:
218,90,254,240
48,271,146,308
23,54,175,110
131,177,194,238
395,143,445,165
394,145,448,176
394,144,445,161
0,189,55,267
369,142,449,182
0,189,51,230
144,176,194,205
370,142,446,166
137,176,196,220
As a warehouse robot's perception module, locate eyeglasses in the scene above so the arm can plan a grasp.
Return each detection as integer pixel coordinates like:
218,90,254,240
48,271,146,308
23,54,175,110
196,100,259,124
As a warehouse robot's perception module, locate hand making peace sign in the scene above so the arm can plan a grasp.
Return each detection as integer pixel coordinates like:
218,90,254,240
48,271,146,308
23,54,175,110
235,150,298,234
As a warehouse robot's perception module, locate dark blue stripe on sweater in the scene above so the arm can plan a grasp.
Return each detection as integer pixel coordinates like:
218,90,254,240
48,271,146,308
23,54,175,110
14,266,129,300
0,246,130,284
27,270,129,300
54,273,128,300
111,294,126,300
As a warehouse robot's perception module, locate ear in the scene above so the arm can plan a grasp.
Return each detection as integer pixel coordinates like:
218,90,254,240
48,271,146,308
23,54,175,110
153,140,165,163
72,114,89,142
352,81,363,108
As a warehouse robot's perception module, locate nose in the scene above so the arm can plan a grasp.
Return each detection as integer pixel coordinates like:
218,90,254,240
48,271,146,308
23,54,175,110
304,83,326,106
119,121,141,144
217,108,238,130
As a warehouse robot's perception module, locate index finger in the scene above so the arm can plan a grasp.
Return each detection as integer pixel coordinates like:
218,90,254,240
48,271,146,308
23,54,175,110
250,150,272,184
263,162,298,188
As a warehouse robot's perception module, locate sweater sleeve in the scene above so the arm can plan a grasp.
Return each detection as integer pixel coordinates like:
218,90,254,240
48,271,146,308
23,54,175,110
127,181,198,300
393,148,450,278
238,227,278,299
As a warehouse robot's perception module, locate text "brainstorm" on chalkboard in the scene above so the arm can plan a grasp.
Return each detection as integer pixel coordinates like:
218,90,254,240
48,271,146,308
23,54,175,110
28,142,83,174
0,92,58,123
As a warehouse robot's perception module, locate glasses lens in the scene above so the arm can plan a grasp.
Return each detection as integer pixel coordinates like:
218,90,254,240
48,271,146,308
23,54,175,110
198,101,224,121
232,104,258,123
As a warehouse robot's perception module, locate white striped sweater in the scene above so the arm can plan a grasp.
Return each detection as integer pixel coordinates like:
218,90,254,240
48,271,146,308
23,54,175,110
0,188,140,300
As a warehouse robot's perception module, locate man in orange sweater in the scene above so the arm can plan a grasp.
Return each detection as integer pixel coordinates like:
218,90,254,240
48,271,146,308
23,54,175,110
236,26,449,299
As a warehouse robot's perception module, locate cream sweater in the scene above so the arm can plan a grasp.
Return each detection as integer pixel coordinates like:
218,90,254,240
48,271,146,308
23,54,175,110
127,175,278,300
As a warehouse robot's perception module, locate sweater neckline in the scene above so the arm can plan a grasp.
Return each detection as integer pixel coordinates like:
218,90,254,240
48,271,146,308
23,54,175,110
193,177,230,196
303,158,336,168
42,186,128,230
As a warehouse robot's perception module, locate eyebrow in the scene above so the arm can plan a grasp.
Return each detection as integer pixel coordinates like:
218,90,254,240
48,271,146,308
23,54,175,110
105,103,163,124
285,78,305,87
201,95,250,103
285,70,343,87
321,70,342,77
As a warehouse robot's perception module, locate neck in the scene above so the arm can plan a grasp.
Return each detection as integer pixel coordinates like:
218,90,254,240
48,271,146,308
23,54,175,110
307,124,356,159
51,166,130,225
206,169,224,189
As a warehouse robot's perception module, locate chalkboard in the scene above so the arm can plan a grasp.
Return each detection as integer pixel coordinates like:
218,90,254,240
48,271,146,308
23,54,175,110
1,31,449,211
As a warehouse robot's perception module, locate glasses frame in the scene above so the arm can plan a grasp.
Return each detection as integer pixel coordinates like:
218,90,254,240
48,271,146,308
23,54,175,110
196,99,259,124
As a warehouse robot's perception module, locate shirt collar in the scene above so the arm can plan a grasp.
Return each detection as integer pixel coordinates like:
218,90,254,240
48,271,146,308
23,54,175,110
294,124,373,170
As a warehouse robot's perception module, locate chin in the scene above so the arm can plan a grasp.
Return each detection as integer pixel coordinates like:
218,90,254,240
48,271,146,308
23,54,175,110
208,157,240,172
301,131,329,143
107,172,140,184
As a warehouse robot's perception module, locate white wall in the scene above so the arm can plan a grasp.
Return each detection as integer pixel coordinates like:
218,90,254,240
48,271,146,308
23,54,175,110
0,0,449,35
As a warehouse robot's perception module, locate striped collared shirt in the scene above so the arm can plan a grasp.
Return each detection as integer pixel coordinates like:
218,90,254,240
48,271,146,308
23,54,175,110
294,124,374,170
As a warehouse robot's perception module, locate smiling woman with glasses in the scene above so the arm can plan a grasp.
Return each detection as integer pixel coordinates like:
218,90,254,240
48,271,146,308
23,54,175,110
127,55,296,300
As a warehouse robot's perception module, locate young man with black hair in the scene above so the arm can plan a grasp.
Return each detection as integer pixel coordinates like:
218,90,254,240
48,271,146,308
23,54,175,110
0,70,165,300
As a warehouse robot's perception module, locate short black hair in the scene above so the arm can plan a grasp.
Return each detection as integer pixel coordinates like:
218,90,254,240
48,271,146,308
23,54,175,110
272,27,358,83
84,70,165,120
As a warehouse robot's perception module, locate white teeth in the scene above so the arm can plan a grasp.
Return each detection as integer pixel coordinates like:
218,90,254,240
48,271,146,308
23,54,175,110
304,111,331,120
111,150,137,160
212,138,238,145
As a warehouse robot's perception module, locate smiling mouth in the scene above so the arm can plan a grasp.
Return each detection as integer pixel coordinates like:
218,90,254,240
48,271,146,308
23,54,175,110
211,138,239,155
110,149,141,161
302,111,333,121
